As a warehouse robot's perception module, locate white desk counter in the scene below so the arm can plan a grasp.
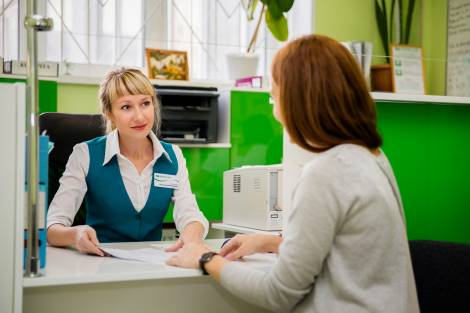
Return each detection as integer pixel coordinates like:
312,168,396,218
212,223,282,236
23,239,275,313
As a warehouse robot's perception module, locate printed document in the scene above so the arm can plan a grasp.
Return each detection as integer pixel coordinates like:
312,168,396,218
100,246,175,265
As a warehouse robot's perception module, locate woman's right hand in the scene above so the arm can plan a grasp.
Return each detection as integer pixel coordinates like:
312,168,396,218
219,234,282,261
73,225,104,256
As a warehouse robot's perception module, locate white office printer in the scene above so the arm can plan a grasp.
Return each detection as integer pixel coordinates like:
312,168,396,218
223,164,283,231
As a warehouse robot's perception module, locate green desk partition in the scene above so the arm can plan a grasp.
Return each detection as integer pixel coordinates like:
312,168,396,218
163,148,230,222
0,77,57,113
230,91,283,168
163,90,283,223
377,101,470,244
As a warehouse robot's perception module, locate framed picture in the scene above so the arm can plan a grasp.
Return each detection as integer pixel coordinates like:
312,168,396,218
146,48,189,80
390,44,426,95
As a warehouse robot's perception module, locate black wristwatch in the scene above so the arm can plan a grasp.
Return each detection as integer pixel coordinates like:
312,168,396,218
199,251,218,275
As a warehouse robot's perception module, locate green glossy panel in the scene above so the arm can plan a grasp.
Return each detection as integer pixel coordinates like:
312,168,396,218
38,80,58,113
377,101,470,244
0,78,57,113
163,148,230,222
230,91,283,168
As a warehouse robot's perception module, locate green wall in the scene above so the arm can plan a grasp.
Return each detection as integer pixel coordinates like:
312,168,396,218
316,0,384,64
315,0,422,65
422,1,447,96
315,0,447,95
57,83,100,113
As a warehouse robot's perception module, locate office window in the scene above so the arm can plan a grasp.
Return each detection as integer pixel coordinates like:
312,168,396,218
45,0,144,67
0,0,21,60
164,0,313,80
166,0,263,80
1,0,313,80
0,0,144,68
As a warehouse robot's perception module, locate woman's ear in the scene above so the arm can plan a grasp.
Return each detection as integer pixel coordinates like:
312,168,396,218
105,109,114,123
104,109,116,130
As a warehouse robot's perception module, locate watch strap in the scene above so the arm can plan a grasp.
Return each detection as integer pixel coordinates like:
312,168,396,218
199,251,218,275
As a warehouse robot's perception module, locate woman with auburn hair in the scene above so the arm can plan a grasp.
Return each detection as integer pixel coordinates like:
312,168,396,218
168,34,420,313
47,68,208,256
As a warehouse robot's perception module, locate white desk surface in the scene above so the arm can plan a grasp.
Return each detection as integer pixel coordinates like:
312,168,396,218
23,239,216,288
23,239,276,288
22,239,276,313
212,223,282,236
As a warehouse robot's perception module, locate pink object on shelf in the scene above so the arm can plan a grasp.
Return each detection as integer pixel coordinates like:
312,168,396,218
235,76,262,88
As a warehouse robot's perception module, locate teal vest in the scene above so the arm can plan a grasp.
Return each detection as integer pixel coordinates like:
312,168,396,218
84,136,178,243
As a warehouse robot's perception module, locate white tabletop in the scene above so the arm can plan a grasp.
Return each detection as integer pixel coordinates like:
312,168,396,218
23,241,204,288
23,239,277,288
212,223,282,235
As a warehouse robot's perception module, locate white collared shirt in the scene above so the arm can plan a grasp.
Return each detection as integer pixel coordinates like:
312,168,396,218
46,129,209,237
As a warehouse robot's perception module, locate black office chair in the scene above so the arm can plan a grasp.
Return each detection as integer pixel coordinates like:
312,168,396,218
409,240,470,313
39,112,105,226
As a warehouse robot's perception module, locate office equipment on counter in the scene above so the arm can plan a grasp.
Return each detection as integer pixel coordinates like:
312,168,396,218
23,135,49,270
223,164,283,231
155,85,219,143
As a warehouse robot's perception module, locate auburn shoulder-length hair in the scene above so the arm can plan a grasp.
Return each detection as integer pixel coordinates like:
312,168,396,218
271,34,382,153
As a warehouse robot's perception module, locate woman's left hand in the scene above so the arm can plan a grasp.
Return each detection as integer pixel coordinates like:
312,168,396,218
166,242,209,269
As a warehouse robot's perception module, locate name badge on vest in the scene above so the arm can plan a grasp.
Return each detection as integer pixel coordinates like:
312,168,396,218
154,173,179,189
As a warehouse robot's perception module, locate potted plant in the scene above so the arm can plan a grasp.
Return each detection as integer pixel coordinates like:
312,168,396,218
371,0,416,91
226,0,294,80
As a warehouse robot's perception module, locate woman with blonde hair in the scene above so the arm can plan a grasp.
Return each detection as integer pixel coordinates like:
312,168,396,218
168,35,420,313
47,68,208,256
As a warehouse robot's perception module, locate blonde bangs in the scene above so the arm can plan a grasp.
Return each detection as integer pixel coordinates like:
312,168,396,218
99,68,161,134
106,70,155,105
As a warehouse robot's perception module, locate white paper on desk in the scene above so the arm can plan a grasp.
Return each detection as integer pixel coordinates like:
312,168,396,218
100,247,176,265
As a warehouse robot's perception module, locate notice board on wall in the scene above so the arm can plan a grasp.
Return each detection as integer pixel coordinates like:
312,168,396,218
447,0,470,96
391,45,426,95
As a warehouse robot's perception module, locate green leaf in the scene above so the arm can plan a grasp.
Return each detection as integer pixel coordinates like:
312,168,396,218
266,10,288,41
390,0,396,43
276,0,294,12
243,0,259,21
398,0,403,43
267,0,283,19
404,0,416,44
374,0,389,59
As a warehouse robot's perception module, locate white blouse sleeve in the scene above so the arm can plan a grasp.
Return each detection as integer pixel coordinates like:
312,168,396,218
171,144,209,238
46,143,89,228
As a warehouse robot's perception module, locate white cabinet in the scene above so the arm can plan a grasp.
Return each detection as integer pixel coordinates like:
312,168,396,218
0,82,25,313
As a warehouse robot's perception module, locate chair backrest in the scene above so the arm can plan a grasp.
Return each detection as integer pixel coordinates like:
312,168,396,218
409,240,470,313
39,112,106,225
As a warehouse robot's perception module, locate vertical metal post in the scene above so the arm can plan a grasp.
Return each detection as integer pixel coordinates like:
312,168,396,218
24,0,52,277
